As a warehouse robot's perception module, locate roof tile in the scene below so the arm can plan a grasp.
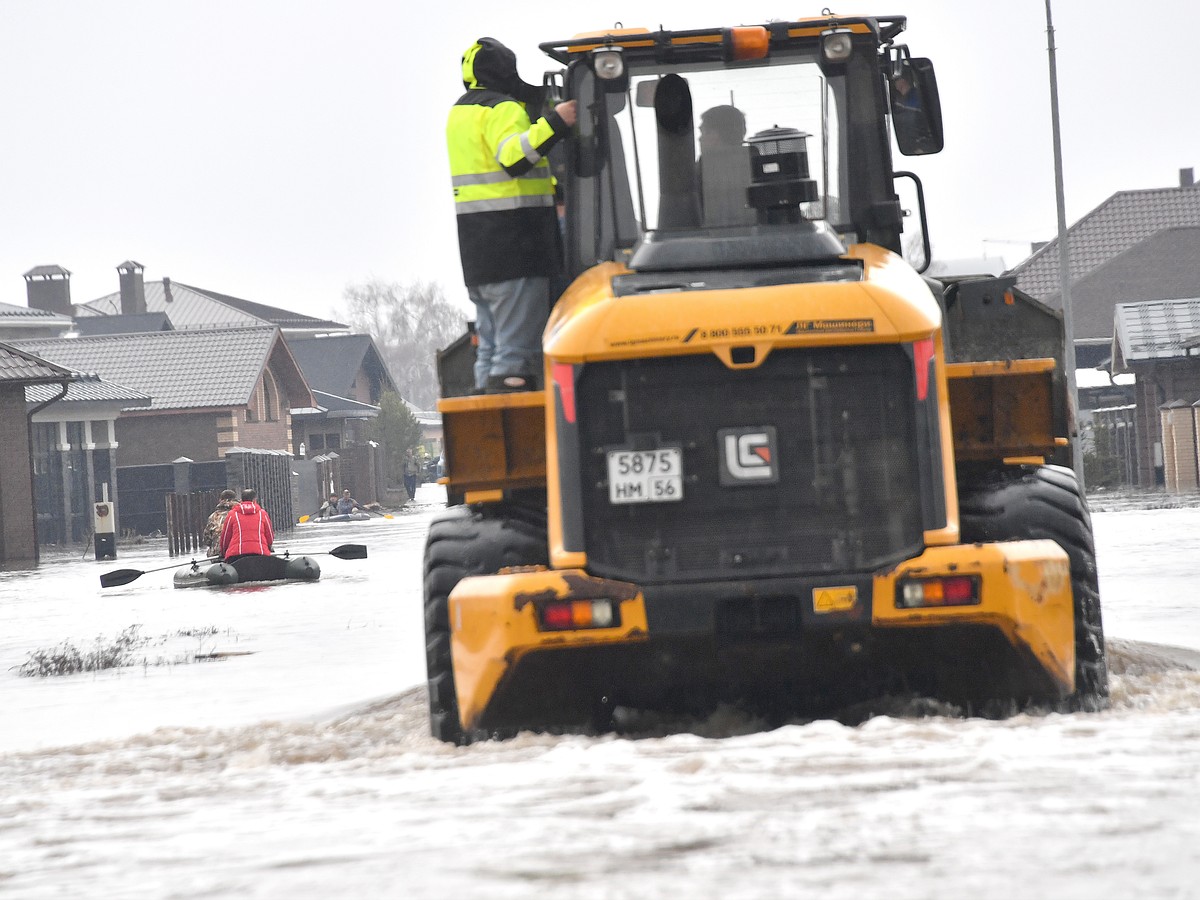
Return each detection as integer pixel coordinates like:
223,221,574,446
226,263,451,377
12,326,279,410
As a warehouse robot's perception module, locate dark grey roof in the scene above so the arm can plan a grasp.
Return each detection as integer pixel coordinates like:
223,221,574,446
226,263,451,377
1112,298,1200,368
75,279,347,333
0,342,74,383
23,264,71,278
287,333,390,397
12,326,282,410
71,312,173,336
27,376,151,407
1010,185,1200,302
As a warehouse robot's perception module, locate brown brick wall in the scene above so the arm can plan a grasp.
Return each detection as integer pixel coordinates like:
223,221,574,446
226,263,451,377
240,411,291,453
0,387,36,561
116,412,222,466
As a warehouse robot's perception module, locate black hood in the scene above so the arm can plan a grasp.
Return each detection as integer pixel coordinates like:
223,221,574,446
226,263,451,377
462,37,543,106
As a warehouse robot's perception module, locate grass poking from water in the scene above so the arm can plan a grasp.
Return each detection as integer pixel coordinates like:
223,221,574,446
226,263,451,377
13,625,241,677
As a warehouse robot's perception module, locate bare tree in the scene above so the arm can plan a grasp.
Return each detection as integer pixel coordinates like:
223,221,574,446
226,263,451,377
339,279,466,409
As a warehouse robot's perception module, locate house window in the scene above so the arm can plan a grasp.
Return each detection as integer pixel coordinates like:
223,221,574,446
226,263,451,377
309,434,325,452
262,369,280,422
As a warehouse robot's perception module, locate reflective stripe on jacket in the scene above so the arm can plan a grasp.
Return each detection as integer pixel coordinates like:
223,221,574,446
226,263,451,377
447,89,567,286
219,501,275,560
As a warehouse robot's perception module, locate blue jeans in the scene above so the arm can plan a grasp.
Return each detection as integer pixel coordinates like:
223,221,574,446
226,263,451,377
468,277,549,389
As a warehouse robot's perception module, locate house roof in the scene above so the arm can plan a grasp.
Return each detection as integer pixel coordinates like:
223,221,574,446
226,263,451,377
184,285,348,332
1010,185,1200,302
1051,226,1200,341
75,280,348,333
1111,298,1200,372
0,342,74,384
0,301,74,334
286,333,396,398
71,312,173,336
12,326,314,411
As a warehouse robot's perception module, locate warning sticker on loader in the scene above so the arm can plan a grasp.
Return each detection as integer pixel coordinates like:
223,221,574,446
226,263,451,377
813,586,858,614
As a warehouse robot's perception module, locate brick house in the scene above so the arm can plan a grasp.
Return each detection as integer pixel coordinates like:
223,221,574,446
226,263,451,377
1007,174,1200,484
0,342,77,563
1010,176,1200,354
12,326,314,466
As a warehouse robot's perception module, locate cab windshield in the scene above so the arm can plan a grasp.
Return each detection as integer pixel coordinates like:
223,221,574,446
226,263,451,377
564,48,859,273
620,54,846,234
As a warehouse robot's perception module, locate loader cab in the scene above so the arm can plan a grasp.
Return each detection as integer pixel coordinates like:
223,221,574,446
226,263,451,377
542,18,944,283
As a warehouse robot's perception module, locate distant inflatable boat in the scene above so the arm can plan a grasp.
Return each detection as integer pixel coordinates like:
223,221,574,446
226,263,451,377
173,554,321,589
312,512,372,523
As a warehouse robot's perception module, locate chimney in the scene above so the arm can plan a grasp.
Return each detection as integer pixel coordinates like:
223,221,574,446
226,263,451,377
117,260,146,315
23,265,73,315
163,276,174,304
1181,168,1195,188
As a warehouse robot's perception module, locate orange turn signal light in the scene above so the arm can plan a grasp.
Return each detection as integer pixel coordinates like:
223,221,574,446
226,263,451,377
538,599,619,631
896,575,981,609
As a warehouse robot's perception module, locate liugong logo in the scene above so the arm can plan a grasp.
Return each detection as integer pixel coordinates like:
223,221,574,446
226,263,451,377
718,426,779,485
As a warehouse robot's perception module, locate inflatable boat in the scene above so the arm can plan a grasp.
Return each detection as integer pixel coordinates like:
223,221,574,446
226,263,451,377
173,553,321,589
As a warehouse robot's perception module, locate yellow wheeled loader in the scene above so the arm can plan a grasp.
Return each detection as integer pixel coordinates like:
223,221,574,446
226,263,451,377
425,14,1106,743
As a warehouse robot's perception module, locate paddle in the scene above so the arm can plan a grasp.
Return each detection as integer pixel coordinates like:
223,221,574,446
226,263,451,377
100,544,368,588
296,543,368,560
100,557,215,589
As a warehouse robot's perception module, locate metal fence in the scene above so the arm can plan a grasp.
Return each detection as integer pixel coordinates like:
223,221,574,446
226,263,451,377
166,488,220,557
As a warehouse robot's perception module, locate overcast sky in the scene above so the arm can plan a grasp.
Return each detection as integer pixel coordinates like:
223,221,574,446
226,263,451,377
2,1,1196,321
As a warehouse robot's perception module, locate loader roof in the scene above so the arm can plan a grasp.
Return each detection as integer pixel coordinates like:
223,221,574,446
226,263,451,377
540,15,905,63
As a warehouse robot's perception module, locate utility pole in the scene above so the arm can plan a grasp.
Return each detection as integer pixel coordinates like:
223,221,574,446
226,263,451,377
1045,0,1084,483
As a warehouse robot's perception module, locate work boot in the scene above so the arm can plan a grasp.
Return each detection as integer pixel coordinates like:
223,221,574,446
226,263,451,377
485,373,539,393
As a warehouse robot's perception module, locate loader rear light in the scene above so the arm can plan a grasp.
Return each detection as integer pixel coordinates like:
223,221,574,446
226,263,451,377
896,575,981,609
538,599,620,631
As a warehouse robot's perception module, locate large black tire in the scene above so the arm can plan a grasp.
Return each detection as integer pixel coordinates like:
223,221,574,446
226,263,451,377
423,503,549,744
957,464,1108,710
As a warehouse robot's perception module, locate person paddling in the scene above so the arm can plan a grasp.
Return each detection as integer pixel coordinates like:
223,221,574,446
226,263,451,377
336,489,365,516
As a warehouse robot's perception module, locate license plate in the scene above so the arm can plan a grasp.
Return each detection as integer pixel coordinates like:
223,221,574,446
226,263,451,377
607,448,683,504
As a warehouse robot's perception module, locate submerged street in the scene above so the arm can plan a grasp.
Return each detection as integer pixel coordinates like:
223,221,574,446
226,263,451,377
0,488,1198,898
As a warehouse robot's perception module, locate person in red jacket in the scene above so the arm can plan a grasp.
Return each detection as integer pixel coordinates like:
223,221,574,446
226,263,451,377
219,488,275,562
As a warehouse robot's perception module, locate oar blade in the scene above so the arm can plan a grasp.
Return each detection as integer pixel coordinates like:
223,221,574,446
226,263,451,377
298,515,311,524
100,568,144,588
330,544,368,560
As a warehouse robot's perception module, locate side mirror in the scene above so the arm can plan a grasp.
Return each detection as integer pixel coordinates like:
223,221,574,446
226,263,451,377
890,57,944,156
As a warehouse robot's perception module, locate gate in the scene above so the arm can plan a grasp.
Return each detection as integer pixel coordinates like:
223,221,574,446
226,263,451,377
166,489,220,557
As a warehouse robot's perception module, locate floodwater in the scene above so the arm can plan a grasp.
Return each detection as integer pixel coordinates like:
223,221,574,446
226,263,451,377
1,486,1199,898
